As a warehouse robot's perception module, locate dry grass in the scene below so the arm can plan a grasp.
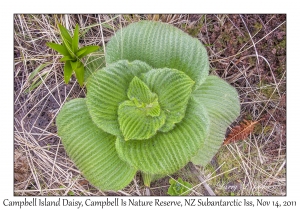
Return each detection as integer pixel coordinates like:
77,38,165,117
14,14,286,196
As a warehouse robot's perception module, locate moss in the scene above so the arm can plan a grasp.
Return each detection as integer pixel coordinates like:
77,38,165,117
262,86,279,100
203,147,243,195
254,123,272,135
253,22,262,33
245,113,253,120
186,18,205,38
67,191,75,196
276,66,285,78
237,35,249,45
175,165,200,186
248,56,256,66
123,15,141,23
216,32,232,48
186,26,201,37
277,39,286,49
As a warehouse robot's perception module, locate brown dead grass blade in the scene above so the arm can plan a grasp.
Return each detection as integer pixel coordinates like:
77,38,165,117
223,119,260,145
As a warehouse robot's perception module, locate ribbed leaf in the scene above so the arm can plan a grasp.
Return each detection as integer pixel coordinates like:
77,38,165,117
141,68,194,132
127,77,161,117
118,100,166,140
191,75,240,166
144,98,161,117
56,98,137,190
106,21,209,88
127,76,157,105
115,97,209,175
86,60,152,136
84,51,105,82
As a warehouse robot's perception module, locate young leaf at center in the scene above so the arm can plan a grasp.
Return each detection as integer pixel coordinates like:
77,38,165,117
127,76,158,108
118,100,166,140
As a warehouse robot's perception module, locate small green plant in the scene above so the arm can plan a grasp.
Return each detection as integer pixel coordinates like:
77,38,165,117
25,62,51,92
47,24,99,86
167,178,193,196
56,21,240,191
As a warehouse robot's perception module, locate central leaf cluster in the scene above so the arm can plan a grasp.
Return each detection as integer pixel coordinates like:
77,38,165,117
86,60,195,142
118,76,164,140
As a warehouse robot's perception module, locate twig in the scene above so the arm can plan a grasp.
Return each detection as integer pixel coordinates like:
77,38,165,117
188,162,216,196
133,178,142,196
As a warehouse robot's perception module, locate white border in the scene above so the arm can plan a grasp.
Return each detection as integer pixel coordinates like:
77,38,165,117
2,1,298,209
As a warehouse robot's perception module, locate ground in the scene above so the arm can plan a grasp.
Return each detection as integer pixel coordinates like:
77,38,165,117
14,14,286,196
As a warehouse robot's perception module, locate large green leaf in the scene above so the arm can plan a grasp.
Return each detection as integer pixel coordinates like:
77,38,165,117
105,21,209,88
84,49,105,82
56,21,241,191
115,97,209,175
141,68,194,132
127,76,157,105
56,98,137,190
118,100,166,140
191,75,240,166
86,60,152,136
127,76,161,117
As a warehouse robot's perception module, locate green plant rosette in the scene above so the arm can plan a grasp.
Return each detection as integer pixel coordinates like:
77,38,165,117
47,24,99,86
56,21,240,191
168,178,193,196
